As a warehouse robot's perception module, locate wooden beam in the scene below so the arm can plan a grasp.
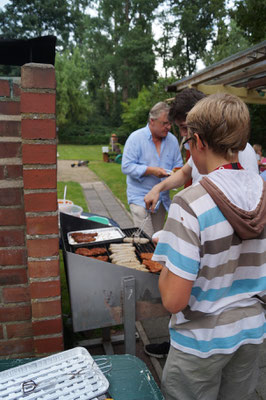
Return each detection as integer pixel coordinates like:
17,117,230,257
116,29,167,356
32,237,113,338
193,84,266,105
167,41,266,92
207,61,266,87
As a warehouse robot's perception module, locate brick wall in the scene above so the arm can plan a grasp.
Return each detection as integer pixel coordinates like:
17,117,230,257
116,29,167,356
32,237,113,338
0,63,63,358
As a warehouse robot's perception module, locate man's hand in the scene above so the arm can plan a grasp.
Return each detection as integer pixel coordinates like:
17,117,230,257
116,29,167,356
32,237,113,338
145,166,170,178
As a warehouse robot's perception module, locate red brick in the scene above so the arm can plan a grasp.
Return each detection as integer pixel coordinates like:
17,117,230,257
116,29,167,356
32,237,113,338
32,318,62,336
0,100,20,115
21,119,56,140
30,280,61,299
0,268,27,285
21,92,55,114
21,64,56,89
0,188,23,206
5,165,23,179
3,287,30,303
0,80,10,96
0,208,25,226
31,299,61,318
0,229,25,247
0,142,21,158
26,215,58,235
0,120,20,137
23,169,57,189
6,321,33,338
0,165,23,180
0,248,27,266
0,325,3,339
13,83,21,97
28,260,60,278
24,192,57,212
0,305,31,322
22,144,57,164
34,336,64,354
0,338,33,356
27,238,59,258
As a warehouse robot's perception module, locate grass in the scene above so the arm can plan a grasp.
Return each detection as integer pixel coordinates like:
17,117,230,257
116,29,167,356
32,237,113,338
57,181,89,213
58,144,104,161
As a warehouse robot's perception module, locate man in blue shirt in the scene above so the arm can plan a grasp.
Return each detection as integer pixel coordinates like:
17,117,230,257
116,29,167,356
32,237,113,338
121,102,183,237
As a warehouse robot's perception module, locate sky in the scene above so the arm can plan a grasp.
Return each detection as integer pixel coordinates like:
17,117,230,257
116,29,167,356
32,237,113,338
0,0,8,8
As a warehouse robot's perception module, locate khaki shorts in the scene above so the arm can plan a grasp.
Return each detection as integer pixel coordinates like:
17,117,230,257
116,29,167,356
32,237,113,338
129,203,166,238
161,343,261,400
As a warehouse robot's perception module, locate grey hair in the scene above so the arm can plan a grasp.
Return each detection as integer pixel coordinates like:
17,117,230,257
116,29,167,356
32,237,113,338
149,102,170,121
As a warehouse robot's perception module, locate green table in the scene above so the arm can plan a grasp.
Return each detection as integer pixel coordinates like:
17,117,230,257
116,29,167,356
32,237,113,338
0,354,164,400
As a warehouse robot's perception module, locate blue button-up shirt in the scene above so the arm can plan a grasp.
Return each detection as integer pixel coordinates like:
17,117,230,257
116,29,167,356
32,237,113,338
121,124,183,211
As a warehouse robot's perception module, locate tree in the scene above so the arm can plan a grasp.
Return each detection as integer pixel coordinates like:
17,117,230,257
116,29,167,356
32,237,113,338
93,0,162,102
203,19,250,66
230,0,266,44
168,0,226,76
55,47,92,128
0,0,90,50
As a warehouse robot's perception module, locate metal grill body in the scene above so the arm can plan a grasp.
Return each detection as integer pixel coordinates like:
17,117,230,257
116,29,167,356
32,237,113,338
60,213,168,335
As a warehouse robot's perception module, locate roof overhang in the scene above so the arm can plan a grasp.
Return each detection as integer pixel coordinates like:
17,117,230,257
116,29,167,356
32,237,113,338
166,40,266,105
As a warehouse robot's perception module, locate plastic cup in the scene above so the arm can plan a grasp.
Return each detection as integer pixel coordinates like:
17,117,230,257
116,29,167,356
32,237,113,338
59,204,83,217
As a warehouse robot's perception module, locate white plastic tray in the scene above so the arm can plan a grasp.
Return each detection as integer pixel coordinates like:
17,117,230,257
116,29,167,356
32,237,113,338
0,347,109,400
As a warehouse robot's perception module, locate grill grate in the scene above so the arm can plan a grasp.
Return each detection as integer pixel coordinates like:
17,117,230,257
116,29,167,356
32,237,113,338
70,227,156,270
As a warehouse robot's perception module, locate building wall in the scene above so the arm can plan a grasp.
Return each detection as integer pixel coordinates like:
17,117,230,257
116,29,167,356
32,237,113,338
0,63,63,358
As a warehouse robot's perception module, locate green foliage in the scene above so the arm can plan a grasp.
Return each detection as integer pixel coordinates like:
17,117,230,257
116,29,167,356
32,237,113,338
0,0,90,49
118,77,176,139
55,48,92,128
203,20,250,66
248,104,266,147
230,0,266,44
169,0,226,76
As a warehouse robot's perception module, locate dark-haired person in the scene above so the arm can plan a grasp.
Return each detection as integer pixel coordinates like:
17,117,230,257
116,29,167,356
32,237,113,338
153,93,266,400
145,88,258,213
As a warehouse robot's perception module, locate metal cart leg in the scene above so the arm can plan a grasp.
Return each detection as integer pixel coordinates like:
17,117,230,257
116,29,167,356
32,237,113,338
122,276,136,355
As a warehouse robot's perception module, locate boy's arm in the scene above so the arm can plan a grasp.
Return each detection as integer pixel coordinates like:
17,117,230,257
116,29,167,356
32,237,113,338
159,266,193,314
144,163,192,211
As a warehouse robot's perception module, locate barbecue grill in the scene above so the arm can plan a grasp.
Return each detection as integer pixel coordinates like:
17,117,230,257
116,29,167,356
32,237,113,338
60,213,168,355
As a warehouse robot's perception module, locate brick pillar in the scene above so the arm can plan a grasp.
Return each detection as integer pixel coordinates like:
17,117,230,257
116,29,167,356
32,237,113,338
0,78,34,357
21,63,63,355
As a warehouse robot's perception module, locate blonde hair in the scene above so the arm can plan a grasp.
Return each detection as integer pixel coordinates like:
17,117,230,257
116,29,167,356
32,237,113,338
149,102,170,121
186,93,250,160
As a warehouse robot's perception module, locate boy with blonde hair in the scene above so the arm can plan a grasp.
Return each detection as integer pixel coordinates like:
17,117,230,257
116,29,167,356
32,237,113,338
153,93,266,399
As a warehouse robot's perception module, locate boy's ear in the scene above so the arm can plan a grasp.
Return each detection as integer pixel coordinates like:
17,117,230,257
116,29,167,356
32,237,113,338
194,133,206,150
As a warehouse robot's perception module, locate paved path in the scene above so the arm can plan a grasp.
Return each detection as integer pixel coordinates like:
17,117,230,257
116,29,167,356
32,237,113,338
57,160,134,228
57,160,266,398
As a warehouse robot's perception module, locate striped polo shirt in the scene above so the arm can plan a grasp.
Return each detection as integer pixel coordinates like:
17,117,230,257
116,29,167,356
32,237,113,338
153,169,266,358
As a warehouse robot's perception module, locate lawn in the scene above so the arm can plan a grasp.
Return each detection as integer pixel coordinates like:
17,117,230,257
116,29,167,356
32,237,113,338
57,144,181,212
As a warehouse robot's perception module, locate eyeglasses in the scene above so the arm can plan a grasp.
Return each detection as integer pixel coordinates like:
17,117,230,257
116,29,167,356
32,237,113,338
183,135,206,147
183,137,193,146
153,119,171,127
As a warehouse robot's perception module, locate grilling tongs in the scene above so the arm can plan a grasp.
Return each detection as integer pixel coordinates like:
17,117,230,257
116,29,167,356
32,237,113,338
132,200,161,238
